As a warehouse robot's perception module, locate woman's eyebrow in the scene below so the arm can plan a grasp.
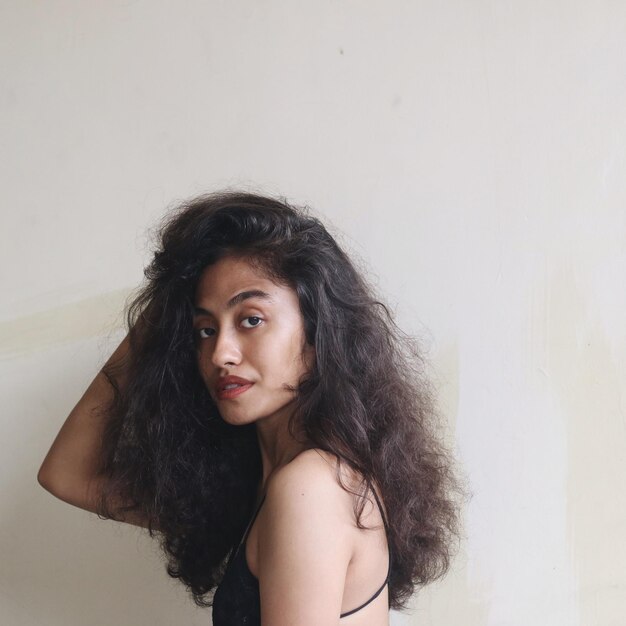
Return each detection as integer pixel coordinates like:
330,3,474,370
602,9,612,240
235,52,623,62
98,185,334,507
193,289,273,317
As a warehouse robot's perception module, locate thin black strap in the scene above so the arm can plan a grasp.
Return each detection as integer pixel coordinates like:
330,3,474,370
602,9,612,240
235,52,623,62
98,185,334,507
340,575,389,617
366,486,392,580
370,486,392,578
240,495,266,547
339,487,392,618
224,495,266,570
370,486,390,532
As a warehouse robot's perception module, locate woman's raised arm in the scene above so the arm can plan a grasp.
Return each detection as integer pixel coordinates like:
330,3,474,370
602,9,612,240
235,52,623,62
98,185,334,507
37,334,149,528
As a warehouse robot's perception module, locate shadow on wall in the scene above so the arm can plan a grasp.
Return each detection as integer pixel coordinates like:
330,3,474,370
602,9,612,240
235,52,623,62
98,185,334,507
0,336,207,626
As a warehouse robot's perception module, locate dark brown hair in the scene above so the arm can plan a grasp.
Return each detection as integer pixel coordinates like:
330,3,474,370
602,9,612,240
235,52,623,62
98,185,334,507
99,191,464,611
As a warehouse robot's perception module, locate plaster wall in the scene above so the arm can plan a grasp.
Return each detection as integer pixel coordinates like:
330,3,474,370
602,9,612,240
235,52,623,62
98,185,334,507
2,2,625,624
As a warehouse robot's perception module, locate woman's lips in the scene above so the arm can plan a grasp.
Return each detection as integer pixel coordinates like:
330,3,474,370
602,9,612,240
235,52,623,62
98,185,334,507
216,383,254,400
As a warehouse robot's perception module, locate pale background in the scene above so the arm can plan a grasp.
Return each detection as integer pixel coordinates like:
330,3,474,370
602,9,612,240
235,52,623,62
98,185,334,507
1,2,625,625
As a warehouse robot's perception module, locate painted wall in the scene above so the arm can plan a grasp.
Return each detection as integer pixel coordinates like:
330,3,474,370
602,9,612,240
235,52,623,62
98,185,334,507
2,2,624,625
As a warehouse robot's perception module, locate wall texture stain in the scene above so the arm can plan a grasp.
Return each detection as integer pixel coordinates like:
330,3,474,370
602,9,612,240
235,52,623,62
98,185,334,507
404,338,491,626
0,289,132,359
547,267,626,626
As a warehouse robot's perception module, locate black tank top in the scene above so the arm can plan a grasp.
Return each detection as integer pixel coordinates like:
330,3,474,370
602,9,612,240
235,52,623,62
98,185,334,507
212,488,392,625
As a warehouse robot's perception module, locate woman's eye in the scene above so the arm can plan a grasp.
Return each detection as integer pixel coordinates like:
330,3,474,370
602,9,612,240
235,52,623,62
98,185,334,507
241,316,262,329
197,327,216,339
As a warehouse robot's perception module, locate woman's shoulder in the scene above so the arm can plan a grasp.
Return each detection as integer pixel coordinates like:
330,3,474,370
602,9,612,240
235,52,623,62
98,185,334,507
272,449,389,530
246,449,357,577
268,448,361,501
261,449,362,527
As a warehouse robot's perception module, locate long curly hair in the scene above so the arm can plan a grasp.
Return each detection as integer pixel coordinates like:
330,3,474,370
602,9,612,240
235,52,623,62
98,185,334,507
98,190,463,611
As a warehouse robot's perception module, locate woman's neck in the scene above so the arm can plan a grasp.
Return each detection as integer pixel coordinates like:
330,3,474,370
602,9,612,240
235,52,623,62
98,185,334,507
255,409,310,493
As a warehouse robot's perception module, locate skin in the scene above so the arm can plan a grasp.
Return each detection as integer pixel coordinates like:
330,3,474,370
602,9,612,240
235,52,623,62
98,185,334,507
193,256,390,625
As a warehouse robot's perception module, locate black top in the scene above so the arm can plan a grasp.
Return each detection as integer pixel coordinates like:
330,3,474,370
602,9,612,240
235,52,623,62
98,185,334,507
212,488,392,625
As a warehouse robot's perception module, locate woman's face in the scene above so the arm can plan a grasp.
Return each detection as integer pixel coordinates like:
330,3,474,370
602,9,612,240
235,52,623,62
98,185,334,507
193,255,314,427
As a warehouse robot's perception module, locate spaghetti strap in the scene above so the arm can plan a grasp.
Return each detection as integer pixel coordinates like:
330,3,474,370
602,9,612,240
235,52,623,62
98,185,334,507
370,485,390,531
340,575,389,617
240,495,266,549
242,496,266,543
339,485,392,619
224,495,266,571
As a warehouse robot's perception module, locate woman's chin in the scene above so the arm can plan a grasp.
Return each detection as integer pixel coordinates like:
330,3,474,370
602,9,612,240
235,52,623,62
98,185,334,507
219,411,258,427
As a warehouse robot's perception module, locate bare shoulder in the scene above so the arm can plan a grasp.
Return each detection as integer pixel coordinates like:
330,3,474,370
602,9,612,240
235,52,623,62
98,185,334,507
278,448,384,510
270,449,390,535
259,448,365,540
266,448,362,510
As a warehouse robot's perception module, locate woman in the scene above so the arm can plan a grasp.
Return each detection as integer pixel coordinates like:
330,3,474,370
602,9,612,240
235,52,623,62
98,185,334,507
38,191,462,625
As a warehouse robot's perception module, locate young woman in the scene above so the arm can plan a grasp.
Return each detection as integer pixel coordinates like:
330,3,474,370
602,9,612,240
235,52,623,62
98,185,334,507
38,191,462,625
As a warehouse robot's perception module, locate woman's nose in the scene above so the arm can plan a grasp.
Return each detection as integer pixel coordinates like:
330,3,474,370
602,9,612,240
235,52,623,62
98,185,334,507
210,329,242,368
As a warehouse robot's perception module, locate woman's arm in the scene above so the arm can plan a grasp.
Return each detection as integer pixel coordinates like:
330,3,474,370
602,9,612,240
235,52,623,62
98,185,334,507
37,334,149,528
256,451,354,625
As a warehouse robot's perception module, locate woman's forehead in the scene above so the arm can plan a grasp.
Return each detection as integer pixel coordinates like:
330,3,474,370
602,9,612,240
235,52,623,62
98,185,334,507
194,256,292,309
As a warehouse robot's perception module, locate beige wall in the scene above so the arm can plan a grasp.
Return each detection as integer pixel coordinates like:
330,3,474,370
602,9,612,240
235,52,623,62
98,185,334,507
2,2,625,624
